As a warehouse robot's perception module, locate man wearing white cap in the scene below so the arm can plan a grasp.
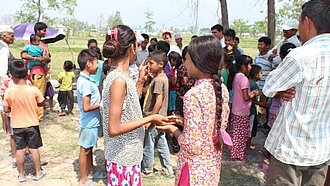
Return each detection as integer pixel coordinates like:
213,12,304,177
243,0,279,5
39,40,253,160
269,19,301,66
174,33,185,52
0,25,15,81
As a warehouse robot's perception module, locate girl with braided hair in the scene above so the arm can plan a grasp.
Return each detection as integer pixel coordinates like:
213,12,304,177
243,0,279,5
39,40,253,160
157,35,230,186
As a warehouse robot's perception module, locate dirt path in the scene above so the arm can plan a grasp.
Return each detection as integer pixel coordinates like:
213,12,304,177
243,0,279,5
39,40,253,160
0,102,267,186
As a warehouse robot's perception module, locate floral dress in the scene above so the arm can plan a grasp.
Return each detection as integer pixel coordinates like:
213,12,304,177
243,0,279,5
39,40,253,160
176,78,230,186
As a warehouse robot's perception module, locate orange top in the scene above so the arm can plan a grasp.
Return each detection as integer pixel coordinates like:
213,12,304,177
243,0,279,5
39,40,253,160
3,85,44,128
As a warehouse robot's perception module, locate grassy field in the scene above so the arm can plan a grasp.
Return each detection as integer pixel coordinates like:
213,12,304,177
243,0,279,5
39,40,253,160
9,36,259,78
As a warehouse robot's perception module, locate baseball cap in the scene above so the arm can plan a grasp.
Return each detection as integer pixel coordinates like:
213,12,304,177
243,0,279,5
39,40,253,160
174,33,182,40
0,25,14,34
282,19,299,30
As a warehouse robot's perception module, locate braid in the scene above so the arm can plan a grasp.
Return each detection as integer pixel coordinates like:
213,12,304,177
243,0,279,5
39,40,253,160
212,66,223,150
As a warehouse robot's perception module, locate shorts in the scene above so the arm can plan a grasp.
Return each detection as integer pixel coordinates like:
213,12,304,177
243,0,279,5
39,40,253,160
45,82,55,97
78,127,98,148
13,126,43,150
168,90,177,111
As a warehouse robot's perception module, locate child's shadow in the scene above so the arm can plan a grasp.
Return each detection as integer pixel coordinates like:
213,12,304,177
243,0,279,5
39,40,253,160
72,149,107,185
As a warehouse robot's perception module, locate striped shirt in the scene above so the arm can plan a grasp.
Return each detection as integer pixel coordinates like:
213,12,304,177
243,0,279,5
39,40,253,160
255,51,273,89
263,34,330,166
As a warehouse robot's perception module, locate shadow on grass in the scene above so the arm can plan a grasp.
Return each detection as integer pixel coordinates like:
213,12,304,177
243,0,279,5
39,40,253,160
220,164,265,186
72,148,107,185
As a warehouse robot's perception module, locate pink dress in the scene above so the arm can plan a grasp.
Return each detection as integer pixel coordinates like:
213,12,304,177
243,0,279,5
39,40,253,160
176,79,230,186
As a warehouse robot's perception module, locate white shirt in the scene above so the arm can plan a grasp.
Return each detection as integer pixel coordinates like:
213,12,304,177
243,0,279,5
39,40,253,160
272,35,301,66
0,40,11,77
169,45,181,54
220,37,225,48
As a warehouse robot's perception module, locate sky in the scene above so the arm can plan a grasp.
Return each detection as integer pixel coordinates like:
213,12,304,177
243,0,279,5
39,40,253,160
1,0,267,29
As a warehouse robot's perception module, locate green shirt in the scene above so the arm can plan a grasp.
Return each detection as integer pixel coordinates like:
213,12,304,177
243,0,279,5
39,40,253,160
58,71,75,91
250,80,260,115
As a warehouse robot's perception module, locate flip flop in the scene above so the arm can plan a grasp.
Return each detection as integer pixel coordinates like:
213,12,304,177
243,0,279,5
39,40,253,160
32,169,46,181
88,170,107,179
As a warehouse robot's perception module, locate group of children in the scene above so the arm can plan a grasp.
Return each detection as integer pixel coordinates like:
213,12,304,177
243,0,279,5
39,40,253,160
2,23,300,186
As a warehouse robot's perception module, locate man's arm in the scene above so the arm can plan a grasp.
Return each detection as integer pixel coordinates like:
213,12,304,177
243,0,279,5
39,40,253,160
0,48,10,76
263,56,303,98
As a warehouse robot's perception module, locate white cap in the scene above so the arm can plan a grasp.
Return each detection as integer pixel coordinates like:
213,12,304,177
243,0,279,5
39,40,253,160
174,33,182,39
0,25,14,34
282,19,299,30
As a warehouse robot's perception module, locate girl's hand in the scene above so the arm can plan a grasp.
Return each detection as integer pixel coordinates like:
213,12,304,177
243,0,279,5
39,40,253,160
151,114,169,126
254,89,262,96
156,124,178,134
167,115,184,126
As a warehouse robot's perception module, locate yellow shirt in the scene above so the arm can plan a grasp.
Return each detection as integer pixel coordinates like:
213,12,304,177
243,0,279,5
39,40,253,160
4,85,44,128
58,71,75,91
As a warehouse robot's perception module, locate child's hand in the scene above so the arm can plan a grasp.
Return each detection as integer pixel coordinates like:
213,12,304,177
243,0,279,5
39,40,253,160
268,54,277,62
156,124,178,134
167,115,184,126
151,114,169,126
254,89,262,96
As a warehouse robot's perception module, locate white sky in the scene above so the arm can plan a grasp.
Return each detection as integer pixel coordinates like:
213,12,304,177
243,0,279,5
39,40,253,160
1,0,268,28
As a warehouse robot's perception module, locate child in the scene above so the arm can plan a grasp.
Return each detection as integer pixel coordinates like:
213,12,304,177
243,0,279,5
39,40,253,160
57,60,75,116
44,63,55,113
224,29,241,62
102,25,167,186
3,59,45,182
227,55,261,163
22,34,43,70
248,65,269,148
142,50,173,176
267,43,296,127
156,36,230,185
76,49,101,185
168,51,182,115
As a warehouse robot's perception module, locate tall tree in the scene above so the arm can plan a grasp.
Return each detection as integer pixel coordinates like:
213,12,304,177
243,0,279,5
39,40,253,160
107,11,123,27
144,10,156,32
219,0,229,30
267,0,276,47
16,0,77,23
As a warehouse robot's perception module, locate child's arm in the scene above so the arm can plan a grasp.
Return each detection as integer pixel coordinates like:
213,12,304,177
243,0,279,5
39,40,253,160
150,93,163,115
37,101,45,107
108,78,167,137
21,50,43,62
82,95,100,112
242,88,261,101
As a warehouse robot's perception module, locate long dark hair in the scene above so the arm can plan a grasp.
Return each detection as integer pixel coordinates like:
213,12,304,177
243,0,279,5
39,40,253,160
102,25,136,59
187,35,224,150
227,54,253,91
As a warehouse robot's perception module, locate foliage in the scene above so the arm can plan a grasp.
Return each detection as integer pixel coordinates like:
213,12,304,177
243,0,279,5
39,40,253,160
144,10,156,32
277,0,307,25
230,19,250,37
16,0,77,23
107,11,123,28
250,20,267,37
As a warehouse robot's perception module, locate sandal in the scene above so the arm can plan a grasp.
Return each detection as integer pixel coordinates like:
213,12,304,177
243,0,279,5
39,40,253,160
32,169,46,181
17,175,27,183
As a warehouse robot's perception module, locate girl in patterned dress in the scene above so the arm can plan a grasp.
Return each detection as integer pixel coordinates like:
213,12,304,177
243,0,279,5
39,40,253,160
227,55,261,163
157,36,230,186
101,25,167,186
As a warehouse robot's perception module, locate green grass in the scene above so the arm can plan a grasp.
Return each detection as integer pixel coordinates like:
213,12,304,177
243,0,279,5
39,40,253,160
10,37,259,78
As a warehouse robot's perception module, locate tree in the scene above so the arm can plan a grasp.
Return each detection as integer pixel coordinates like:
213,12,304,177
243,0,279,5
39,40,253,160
107,11,123,28
144,10,156,32
230,19,250,37
278,0,307,25
219,0,229,30
16,0,77,23
267,0,276,47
